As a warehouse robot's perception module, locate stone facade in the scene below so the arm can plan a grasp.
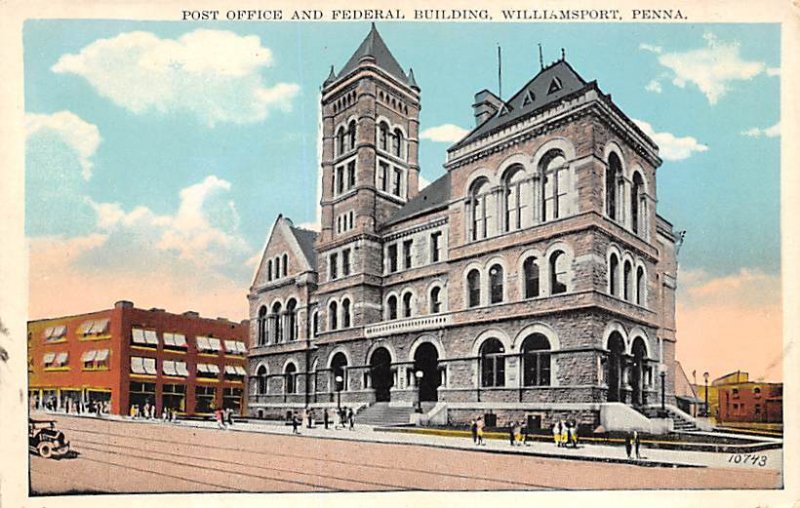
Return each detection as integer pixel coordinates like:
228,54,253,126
246,26,679,427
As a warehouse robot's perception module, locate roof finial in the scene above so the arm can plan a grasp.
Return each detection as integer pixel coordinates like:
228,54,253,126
497,43,503,99
561,48,566,61
538,43,544,71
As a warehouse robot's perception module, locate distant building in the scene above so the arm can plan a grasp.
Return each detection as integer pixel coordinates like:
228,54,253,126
28,301,249,417
694,371,782,423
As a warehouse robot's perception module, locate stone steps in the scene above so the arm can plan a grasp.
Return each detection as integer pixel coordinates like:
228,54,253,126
356,403,414,426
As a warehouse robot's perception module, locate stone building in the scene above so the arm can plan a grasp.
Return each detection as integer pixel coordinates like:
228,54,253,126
247,25,679,430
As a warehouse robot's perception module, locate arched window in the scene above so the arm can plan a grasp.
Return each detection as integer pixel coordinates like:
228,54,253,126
286,299,298,341
312,310,319,337
480,338,505,387
468,178,492,241
550,251,568,295
267,260,273,281
489,264,504,304
348,120,356,151
282,254,288,277
503,165,529,232
623,261,632,301
609,253,619,296
430,286,442,314
274,257,281,279
632,172,644,235
636,266,645,306
540,150,567,221
606,152,622,221
285,363,297,394
402,292,413,318
467,269,481,307
342,298,351,328
386,295,398,320
329,301,338,331
257,306,268,345
379,122,389,151
393,128,403,158
522,334,551,386
331,352,348,392
523,257,540,299
336,126,346,156
257,365,268,394
271,301,283,343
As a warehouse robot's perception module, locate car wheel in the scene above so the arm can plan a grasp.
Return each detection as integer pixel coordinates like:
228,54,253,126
37,442,53,458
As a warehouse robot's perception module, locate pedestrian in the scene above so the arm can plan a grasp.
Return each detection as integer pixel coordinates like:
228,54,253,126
508,421,516,446
634,430,641,459
348,407,355,430
470,419,478,445
228,408,235,426
552,421,561,447
514,421,523,446
292,412,300,434
624,431,633,459
522,422,530,446
307,409,313,429
560,421,569,448
569,422,578,448
476,417,485,445
215,407,226,429
339,408,346,429
324,408,330,430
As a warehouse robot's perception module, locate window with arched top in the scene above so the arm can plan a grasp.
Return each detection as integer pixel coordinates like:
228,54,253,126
331,352,348,391
480,338,505,387
636,266,645,305
286,299,297,341
267,260,273,281
430,286,442,314
271,301,283,343
522,334,551,386
257,306,268,345
282,254,288,277
387,295,398,320
348,120,356,151
606,152,622,221
257,365,268,394
632,172,645,235
467,269,481,307
393,128,403,158
312,310,319,337
379,122,389,151
523,257,540,299
540,150,568,221
285,363,297,394
489,264,504,304
623,260,632,301
468,178,492,241
550,251,568,295
329,301,338,331
342,298,351,328
402,292,413,318
275,257,281,279
336,127,346,156
503,165,530,232
609,253,619,296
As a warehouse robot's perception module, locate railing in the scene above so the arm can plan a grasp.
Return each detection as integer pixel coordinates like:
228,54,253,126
364,314,452,338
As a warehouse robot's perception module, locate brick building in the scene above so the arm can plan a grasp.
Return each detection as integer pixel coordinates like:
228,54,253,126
695,371,782,424
247,25,679,429
28,301,249,417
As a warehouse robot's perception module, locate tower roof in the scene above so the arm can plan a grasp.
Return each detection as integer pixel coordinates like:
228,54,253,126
335,24,409,85
451,59,590,150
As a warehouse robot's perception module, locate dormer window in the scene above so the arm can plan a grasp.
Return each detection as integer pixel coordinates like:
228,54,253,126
548,77,563,94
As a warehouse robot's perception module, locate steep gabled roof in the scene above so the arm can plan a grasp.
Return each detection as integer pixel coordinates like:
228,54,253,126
383,172,450,227
451,60,590,150
289,225,318,270
335,24,409,85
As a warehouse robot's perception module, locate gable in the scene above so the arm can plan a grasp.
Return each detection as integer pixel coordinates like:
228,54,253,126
251,217,317,288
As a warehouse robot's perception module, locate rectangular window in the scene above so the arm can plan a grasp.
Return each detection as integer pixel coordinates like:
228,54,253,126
195,386,216,413
430,232,442,263
43,325,68,342
378,161,389,191
342,248,351,276
388,244,398,273
336,166,345,194
392,167,402,196
403,240,413,269
347,161,356,189
330,253,338,280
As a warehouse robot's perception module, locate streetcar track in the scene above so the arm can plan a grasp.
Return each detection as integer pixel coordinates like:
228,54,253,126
73,441,342,493
61,423,562,490
71,436,410,491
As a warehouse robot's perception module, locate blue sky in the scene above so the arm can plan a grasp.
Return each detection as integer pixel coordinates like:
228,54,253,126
24,21,782,379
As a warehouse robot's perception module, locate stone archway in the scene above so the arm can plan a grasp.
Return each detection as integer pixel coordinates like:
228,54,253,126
413,342,440,402
607,332,625,402
631,338,648,406
370,347,393,402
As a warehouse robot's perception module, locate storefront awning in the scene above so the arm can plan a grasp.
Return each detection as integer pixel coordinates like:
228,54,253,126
225,365,237,375
173,334,187,347
235,365,247,376
207,363,220,374
196,336,211,351
43,352,56,364
132,328,147,344
55,352,68,365
95,349,109,361
208,338,222,351
144,330,159,345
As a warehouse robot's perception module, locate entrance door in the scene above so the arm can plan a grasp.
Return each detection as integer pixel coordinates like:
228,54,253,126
370,347,393,402
413,342,440,402
631,339,647,406
607,333,625,402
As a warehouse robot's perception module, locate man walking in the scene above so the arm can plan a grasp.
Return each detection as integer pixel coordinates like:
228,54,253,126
292,412,300,434
348,407,355,430
470,419,478,445
324,408,330,430
625,431,633,459
634,430,642,459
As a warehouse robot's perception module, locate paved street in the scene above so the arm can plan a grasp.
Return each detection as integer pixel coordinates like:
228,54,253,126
30,414,781,494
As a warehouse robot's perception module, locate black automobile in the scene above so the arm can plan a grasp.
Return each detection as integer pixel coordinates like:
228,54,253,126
29,418,70,458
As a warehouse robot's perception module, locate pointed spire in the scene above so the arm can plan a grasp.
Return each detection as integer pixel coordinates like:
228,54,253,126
336,24,410,85
407,68,419,90
324,65,337,86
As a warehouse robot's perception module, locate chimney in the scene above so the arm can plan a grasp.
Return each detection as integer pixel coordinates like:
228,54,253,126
182,311,199,318
114,300,134,309
472,89,503,126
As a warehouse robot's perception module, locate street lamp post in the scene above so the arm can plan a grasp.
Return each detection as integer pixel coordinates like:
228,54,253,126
335,375,343,412
703,371,709,417
658,363,667,415
415,370,424,413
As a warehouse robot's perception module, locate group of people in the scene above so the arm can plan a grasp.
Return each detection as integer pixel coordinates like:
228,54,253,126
214,407,237,429
469,417,486,445
32,394,110,416
290,407,355,434
624,430,643,460
507,420,530,446
552,419,579,448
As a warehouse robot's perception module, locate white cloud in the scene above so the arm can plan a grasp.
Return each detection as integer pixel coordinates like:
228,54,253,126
25,111,100,180
766,67,780,77
645,80,663,94
419,174,431,190
647,33,767,105
53,29,300,126
741,122,780,138
420,123,469,143
633,119,708,161
639,43,663,54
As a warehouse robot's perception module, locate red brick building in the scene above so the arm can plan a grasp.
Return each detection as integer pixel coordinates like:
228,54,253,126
718,382,782,424
28,301,248,417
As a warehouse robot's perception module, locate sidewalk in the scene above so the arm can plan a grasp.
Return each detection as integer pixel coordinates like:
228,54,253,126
39,410,782,472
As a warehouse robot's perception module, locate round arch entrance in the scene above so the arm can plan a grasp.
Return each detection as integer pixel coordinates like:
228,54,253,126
413,343,440,402
607,332,625,402
631,338,648,406
369,347,393,402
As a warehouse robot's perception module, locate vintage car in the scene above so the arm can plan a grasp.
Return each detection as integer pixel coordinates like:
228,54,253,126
29,418,70,458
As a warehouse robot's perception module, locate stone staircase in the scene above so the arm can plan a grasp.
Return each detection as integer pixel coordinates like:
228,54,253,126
356,402,415,427
640,405,700,431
